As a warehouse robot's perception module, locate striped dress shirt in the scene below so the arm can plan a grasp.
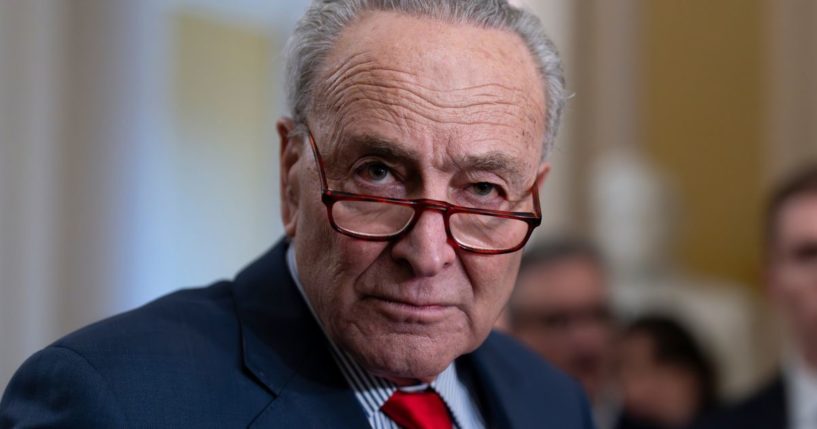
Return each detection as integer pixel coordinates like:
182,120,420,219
287,246,486,429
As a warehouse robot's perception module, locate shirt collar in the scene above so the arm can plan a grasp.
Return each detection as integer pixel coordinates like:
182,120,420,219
785,352,817,425
285,244,473,426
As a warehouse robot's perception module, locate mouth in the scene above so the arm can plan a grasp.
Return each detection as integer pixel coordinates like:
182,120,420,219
365,295,455,323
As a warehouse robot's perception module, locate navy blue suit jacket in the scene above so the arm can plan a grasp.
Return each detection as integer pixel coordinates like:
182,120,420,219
1,241,595,428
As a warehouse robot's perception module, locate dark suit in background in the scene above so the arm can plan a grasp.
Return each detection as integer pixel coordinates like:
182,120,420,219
693,376,786,429
1,241,594,428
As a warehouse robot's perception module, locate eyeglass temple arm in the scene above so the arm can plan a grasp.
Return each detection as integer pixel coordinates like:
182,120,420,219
306,129,330,192
531,180,542,218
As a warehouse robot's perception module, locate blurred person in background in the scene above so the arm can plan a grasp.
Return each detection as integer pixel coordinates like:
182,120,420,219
615,315,718,429
506,238,619,428
698,165,817,429
0,0,596,428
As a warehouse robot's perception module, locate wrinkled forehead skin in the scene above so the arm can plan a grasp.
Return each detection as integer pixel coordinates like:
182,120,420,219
309,10,548,178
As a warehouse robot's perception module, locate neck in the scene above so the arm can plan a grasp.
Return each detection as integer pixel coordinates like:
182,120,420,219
385,375,433,387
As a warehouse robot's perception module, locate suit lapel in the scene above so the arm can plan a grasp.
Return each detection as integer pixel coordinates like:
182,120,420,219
232,240,369,428
457,347,518,429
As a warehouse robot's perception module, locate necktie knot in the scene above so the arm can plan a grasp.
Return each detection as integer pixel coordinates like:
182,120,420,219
381,388,454,429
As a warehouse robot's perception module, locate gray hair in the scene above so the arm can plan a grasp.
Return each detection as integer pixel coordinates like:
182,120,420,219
284,0,567,157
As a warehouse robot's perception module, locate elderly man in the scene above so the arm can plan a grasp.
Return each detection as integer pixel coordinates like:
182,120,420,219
505,238,618,428
0,1,594,427
697,165,817,429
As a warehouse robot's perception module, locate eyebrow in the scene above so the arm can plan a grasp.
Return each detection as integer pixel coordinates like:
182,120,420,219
454,152,529,190
332,134,421,166
332,133,531,189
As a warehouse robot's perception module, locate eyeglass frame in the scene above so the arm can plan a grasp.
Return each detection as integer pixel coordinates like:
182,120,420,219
304,126,543,255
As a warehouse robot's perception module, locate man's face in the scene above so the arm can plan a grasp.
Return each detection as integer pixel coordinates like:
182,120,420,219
279,12,548,382
769,193,817,355
510,258,613,399
617,333,701,428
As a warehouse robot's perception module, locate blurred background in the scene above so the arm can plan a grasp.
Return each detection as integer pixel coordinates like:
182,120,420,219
1,0,815,401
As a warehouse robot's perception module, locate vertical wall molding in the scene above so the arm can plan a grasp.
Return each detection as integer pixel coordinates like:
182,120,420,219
0,0,64,388
571,0,642,230
766,0,817,183
521,0,578,239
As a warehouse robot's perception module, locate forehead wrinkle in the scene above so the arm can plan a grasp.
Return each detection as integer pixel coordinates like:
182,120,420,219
319,49,540,107
332,93,533,132
326,100,409,147
322,65,541,124
330,80,523,113
333,106,530,155
316,54,543,133
321,51,379,87
321,60,415,106
325,62,535,106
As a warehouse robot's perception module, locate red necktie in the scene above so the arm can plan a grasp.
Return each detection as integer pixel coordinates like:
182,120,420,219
381,389,454,429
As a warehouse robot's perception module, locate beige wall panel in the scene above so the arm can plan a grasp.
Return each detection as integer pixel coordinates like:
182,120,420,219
641,0,765,287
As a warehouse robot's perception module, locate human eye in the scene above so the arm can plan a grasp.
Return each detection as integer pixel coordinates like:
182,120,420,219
469,182,501,197
356,161,394,184
350,159,410,197
462,181,509,208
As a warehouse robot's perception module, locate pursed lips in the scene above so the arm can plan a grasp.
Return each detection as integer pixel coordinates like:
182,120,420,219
364,294,458,322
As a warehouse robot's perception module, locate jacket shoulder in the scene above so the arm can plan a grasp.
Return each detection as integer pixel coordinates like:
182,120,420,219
54,281,237,356
1,345,130,428
2,281,272,428
479,330,583,390
471,331,596,428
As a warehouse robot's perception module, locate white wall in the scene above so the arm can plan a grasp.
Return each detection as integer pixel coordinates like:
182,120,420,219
0,0,176,389
0,0,303,389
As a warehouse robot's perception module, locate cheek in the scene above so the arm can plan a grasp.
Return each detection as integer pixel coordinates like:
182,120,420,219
307,236,385,290
585,324,614,348
791,286,817,323
462,253,520,322
776,271,817,313
294,194,374,301
298,234,390,329
335,239,388,283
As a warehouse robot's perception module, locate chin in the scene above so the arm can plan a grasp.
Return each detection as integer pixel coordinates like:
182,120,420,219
341,329,470,382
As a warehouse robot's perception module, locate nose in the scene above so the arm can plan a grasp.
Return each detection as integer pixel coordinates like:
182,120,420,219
390,209,456,277
569,322,606,353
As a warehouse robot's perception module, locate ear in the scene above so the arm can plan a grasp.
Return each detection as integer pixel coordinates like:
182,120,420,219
278,117,302,238
535,161,551,188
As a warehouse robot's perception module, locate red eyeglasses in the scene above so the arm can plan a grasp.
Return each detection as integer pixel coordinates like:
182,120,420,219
306,128,542,255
